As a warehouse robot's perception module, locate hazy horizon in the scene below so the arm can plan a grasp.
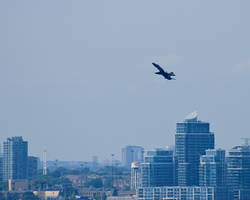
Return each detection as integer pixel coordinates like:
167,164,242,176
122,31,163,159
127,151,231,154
1,0,250,161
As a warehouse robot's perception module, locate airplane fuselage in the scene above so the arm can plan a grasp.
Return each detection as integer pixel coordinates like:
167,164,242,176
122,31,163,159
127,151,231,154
155,71,175,80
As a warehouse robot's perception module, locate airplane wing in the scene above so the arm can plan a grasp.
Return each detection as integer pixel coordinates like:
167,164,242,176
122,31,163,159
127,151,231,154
152,63,165,73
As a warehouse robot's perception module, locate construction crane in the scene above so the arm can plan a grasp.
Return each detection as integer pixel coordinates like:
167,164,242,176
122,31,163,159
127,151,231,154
43,149,47,176
241,138,250,146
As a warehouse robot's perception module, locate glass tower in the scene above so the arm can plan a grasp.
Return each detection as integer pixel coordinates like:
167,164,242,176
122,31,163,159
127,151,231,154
28,156,38,179
0,156,2,183
199,149,226,187
227,144,250,200
3,136,28,181
122,145,144,169
199,149,228,200
175,112,214,186
131,161,141,190
141,148,174,187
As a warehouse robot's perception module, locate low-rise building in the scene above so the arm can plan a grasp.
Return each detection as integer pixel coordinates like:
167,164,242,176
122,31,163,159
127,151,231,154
8,179,28,192
137,186,214,200
33,191,60,200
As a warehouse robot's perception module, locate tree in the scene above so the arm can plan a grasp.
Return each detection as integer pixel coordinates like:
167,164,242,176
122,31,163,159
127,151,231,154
112,188,118,196
0,192,5,199
0,181,8,191
7,192,19,200
84,178,103,188
22,192,39,200
103,177,113,188
60,185,78,200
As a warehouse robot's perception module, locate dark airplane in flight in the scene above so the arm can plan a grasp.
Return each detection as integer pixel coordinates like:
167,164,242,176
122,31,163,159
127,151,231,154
152,62,176,80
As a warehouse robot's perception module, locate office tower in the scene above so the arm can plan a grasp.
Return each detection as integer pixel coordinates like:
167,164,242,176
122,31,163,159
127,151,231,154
3,137,28,181
28,156,38,179
122,145,144,169
92,156,99,169
227,144,250,200
199,149,227,200
131,161,141,190
175,112,214,186
199,149,226,187
0,144,2,156
0,144,2,182
0,156,2,183
141,148,174,187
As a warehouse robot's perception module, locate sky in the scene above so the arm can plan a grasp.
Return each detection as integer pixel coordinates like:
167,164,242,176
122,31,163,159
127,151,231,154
1,0,250,161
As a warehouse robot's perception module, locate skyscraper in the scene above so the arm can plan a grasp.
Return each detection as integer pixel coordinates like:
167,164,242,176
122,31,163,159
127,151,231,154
122,145,144,169
131,161,141,190
175,112,214,186
0,156,2,183
199,149,227,200
28,156,38,179
227,144,250,200
0,144,2,183
3,136,28,181
199,149,226,187
141,148,174,187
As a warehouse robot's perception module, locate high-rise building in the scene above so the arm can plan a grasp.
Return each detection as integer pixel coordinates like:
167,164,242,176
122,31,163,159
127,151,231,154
199,149,227,200
141,148,174,187
3,137,28,181
0,144,2,182
199,149,226,187
92,156,99,169
122,145,144,169
0,156,2,183
28,156,38,179
131,161,141,190
175,112,214,186
227,144,250,200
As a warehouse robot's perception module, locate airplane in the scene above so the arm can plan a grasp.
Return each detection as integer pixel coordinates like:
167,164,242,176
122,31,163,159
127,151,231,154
152,62,176,80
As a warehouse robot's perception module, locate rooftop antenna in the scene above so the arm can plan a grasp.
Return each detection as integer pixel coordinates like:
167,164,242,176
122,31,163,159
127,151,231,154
241,138,250,146
43,149,47,175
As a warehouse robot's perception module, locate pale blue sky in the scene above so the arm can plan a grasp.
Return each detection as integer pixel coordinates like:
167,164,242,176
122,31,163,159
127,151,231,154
1,0,250,161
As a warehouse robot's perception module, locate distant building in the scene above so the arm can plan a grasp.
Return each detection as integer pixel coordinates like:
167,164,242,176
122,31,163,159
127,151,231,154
0,144,2,182
92,156,99,169
28,156,38,179
3,137,28,181
78,189,108,200
107,196,136,200
0,156,2,183
131,161,141,190
175,112,214,186
33,191,60,200
141,148,174,187
122,146,144,169
199,149,226,187
137,186,215,200
199,149,227,200
227,144,250,200
8,179,28,192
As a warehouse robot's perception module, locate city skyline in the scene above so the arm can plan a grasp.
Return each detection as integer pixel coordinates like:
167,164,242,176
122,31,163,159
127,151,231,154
135,113,250,200
0,112,249,164
1,115,249,199
1,1,250,161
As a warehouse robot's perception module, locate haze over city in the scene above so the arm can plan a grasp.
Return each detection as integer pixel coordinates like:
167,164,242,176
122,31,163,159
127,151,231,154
1,0,250,161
